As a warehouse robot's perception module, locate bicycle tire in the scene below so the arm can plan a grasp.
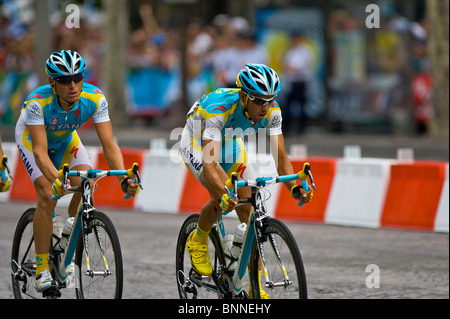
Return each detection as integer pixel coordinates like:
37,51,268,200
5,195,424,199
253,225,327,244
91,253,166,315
11,208,37,299
176,214,226,299
74,210,123,299
249,217,307,299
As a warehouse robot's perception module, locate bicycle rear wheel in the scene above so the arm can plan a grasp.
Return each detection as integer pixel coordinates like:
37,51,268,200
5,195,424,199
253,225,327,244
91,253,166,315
74,210,123,299
11,208,37,299
250,217,307,299
176,214,227,299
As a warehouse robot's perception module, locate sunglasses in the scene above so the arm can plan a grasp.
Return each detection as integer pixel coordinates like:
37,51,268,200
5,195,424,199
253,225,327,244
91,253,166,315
54,73,84,84
244,92,276,106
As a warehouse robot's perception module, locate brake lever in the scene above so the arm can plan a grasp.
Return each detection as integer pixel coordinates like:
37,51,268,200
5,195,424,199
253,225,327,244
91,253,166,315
307,169,317,191
62,164,69,191
133,164,144,190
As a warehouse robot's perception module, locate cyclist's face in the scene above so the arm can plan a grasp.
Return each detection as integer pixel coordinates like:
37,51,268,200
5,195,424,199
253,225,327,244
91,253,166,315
240,91,274,123
49,76,83,105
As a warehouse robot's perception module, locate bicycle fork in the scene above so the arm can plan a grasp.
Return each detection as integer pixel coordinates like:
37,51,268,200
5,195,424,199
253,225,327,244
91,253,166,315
58,197,111,280
83,221,111,278
253,218,293,290
79,181,111,278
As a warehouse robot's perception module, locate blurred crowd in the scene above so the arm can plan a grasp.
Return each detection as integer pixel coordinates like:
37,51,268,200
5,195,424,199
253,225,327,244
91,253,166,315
0,1,433,134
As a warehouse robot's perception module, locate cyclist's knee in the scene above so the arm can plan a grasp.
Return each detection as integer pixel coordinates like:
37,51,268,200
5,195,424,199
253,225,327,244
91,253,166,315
34,177,57,211
36,196,57,213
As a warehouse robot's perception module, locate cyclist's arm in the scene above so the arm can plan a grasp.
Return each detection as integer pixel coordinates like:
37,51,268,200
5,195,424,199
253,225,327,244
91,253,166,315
94,120,126,182
94,120,139,196
269,133,297,191
28,124,60,184
270,133,312,203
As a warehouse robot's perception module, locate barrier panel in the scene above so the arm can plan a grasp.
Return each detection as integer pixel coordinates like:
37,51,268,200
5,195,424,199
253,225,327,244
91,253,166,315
9,146,37,203
2,141,448,233
136,150,186,213
380,161,447,231
275,157,336,223
178,167,210,214
434,164,449,232
93,148,144,209
325,158,394,228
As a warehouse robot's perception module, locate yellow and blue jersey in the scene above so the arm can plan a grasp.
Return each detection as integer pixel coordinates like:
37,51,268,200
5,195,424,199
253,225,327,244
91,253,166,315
18,82,110,148
185,88,282,145
181,88,282,180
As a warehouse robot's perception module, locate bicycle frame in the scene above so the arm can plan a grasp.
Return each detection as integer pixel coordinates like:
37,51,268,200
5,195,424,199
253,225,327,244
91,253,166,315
53,166,142,282
215,163,316,296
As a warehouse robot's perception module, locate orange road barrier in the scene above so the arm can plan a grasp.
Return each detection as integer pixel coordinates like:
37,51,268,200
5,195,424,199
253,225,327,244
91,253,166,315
380,161,447,231
275,157,336,222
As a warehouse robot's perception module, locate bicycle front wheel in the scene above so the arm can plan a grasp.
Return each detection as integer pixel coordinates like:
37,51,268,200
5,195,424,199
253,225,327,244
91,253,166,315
74,210,123,299
250,217,307,299
11,208,37,299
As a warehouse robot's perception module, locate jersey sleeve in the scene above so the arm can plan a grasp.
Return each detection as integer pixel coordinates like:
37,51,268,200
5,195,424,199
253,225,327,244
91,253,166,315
266,108,282,136
23,101,45,126
92,96,110,124
203,114,225,142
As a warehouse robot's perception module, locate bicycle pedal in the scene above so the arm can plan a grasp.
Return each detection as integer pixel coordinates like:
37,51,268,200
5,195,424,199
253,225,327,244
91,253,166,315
43,288,61,299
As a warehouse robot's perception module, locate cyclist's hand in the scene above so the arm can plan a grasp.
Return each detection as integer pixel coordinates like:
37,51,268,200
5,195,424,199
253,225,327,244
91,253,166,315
219,193,237,212
120,177,140,197
0,172,11,192
0,155,7,171
0,161,11,192
291,185,313,204
52,177,69,198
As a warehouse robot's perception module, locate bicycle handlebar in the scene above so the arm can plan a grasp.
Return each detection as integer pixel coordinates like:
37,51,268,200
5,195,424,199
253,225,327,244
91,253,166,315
52,162,143,201
224,162,317,211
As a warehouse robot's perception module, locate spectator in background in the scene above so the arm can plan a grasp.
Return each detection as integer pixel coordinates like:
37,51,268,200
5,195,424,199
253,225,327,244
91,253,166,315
239,32,268,66
283,32,314,135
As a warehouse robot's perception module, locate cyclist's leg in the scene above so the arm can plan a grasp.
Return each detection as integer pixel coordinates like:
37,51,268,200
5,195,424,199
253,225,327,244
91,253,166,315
16,127,56,277
180,129,229,232
220,137,254,223
33,176,59,292
180,132,228,275
33,176,58,257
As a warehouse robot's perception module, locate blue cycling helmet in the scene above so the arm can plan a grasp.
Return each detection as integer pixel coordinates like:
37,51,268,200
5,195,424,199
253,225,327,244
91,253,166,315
45,50,86,78
236,63,281,96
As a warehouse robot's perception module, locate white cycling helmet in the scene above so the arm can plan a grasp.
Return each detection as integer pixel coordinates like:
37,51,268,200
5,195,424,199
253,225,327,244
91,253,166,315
45,50,86,78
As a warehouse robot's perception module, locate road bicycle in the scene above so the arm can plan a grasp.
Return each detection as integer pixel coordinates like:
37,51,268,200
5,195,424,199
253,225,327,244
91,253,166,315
11,163,143,299
176,162,316,299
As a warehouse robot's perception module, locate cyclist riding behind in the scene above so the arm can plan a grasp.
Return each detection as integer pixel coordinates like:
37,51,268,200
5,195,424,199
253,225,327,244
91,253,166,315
180,63,313,291
0,143,12,192
15,50,140,294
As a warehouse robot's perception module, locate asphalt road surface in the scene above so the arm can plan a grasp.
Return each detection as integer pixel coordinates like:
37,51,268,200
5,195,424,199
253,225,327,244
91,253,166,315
0,201,448,299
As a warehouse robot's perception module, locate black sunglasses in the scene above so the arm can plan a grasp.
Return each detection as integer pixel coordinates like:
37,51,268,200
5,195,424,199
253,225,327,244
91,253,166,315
54,73,84,84
243,92,276,106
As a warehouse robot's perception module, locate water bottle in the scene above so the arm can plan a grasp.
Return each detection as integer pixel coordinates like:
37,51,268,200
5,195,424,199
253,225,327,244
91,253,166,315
55,217,74,251
228,223,247,271
53,215,64,239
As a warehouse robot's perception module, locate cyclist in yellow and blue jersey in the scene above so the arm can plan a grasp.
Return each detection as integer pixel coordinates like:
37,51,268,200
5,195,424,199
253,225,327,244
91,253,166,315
15,50,140,294
180,63,313,297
